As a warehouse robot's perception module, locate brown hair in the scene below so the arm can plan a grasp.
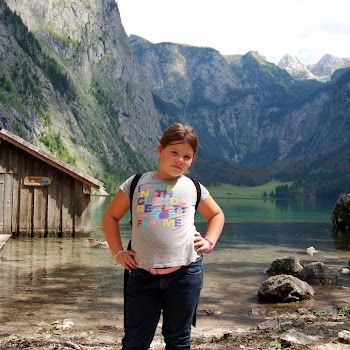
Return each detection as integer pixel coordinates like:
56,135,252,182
159,123,198,155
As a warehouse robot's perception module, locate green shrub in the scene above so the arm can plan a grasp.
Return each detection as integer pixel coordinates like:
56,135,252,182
39,131,76,165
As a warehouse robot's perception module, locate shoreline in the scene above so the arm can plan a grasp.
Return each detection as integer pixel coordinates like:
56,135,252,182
1,303,350,349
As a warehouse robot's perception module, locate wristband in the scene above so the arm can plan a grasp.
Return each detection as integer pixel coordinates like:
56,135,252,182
113,249,124,260
204,238,214,253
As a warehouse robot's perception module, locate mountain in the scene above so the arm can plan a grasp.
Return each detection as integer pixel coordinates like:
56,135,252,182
129,36,327,165
0,0,161,190
1,0,350,197
278,53,350,81
277,54,316,80
308,54,350,81
129,36,350,191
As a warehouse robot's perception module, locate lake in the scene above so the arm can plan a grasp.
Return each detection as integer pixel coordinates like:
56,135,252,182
1,195,350,335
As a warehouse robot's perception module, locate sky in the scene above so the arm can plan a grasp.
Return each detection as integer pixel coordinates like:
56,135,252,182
116,0,350,65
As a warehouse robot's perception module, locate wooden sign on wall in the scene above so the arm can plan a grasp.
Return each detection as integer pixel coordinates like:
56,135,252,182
24,176,52,186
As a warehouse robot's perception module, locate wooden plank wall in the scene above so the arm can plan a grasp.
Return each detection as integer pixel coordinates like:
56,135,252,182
47,165,62,237
74,180,91,235
0,142,14,234
0,141,5,233
61,174,75,237
18,154,33,236
0,140,92,236
32,158,47,237
0,174,4,234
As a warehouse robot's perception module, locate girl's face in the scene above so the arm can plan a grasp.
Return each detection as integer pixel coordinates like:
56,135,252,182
156,142,195,179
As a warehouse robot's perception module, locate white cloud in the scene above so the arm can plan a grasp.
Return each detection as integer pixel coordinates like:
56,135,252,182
117,0,350,64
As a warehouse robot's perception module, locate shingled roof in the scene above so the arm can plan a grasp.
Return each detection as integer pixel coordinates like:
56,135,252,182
0,128,103,189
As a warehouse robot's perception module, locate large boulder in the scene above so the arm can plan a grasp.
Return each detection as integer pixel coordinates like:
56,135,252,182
332,193,350,230
298,262,338,285
257,274,315,302
266,256,304,277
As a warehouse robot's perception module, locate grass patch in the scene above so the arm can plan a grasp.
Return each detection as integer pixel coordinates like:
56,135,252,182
207,180,293,199
39,131,76,165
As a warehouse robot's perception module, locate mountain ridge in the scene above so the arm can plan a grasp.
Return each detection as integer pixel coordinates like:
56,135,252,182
278,52,350,81
1,0,350,197
1,0,162,189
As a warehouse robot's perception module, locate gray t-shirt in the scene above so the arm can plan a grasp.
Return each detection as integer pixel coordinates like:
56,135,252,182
120,172,209,268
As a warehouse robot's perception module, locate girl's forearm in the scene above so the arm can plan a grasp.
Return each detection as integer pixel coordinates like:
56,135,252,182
204,212,225,246
103,214,124,256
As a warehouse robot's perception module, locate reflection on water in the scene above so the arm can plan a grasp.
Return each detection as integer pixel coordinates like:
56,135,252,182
1,195,350,334
215,197,334,223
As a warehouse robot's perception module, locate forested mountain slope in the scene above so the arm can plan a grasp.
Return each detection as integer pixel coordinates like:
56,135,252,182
1,0,349,197
0,0,161,190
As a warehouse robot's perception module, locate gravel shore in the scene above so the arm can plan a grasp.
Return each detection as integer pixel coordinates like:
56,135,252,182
1,303,350,349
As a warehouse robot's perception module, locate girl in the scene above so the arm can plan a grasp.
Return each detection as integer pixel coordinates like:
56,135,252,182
103,123,224,349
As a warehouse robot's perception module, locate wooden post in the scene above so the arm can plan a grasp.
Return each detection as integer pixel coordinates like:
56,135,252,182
32,160,47,237
11,172,20,235
33,186,48,237
8,145,19,234
0,142,6,234
3,173,13,233
0,174,4,234
74,180,90,236
47,168,61,237
18,155,33,236
61,174,74,237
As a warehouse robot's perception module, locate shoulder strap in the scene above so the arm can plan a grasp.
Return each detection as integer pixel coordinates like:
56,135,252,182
129,173,143,226
189,177,201,212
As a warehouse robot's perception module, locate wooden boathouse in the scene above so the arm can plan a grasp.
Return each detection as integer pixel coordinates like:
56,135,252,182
0,128,104,237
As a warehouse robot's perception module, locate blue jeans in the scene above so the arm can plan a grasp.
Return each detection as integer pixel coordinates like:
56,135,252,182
122,256,203,350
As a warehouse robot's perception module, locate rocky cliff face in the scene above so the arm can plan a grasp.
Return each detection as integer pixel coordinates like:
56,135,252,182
130,37,322,165
278,53,350,81
1,0,161,185
129,35,350,177
277,54,316,80
308,54,350,80
1,0,350,189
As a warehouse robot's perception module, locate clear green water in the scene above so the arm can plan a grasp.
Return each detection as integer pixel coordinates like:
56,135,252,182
1,195,349,335
91,196,340,254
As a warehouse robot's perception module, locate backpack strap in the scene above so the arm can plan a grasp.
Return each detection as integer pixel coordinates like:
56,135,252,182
129,173,143,226
189,177,201,212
